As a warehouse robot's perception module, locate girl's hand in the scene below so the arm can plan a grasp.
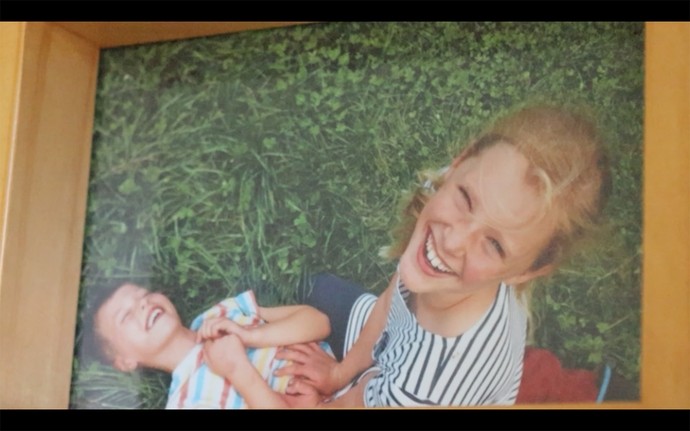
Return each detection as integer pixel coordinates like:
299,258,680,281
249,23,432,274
196,317,257,345
274,342,345,396
283,377,324,408
202,333,250,380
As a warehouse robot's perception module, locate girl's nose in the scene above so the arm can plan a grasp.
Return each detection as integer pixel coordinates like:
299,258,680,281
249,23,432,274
443,221,475,256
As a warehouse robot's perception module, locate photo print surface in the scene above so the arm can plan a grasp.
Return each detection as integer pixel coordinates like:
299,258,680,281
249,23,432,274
70,22,643,408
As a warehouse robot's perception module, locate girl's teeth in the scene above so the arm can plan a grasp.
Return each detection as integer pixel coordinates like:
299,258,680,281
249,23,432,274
425,234,453,273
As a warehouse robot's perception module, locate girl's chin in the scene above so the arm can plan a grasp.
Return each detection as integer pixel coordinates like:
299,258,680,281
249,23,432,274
400,261,443,291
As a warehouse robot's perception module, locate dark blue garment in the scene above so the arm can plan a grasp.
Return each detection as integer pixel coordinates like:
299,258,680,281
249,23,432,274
305,273,370,361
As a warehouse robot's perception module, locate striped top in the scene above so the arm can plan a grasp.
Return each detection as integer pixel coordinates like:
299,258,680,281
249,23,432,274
166,291,291,409
362,277,526,407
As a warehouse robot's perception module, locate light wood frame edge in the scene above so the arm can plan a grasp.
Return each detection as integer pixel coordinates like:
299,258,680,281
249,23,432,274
0,22,687,408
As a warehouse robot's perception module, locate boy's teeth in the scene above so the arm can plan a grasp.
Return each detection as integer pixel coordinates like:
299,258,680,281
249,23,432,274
147,308,162,330
425,234,453,274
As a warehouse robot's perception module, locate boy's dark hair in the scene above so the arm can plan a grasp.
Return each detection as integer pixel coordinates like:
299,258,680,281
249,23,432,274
78,281,127,365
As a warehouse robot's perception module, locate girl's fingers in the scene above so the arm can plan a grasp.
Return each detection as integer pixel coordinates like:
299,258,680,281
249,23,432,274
292,367,319,384
291,342,329,356
281,343,317,356
274,348,310,364
274,363,320,384
285,378,316,395
274,363,316,381
287,343,312,353
273,363,299,377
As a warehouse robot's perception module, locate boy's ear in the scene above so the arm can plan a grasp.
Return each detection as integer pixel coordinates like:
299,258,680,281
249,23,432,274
504,264,554,287
113,356,138,372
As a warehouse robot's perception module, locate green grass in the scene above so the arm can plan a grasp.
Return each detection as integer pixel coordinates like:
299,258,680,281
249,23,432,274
70,22,643,408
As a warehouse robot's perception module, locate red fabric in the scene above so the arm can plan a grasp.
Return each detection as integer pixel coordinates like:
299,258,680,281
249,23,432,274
516,347,598,404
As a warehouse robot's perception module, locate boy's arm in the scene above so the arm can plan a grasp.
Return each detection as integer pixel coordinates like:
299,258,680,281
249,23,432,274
275,275,395,395
248,304,331,348
202,335,290,409
231,363,291,409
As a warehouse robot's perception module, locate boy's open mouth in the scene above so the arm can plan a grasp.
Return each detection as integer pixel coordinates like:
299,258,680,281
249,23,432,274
147,307,163,330
423,230,456,275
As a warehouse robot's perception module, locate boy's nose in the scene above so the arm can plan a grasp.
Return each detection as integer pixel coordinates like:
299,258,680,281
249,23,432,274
138,297,151,327
139,296,150,313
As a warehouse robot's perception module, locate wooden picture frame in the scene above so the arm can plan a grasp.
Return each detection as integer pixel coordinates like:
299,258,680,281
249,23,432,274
0,22,687,409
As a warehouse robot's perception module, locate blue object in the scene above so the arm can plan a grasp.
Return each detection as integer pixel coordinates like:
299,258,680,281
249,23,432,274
596,364,612,403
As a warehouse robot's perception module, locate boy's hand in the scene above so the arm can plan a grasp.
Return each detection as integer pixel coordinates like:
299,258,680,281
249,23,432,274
196,316,257,345
274,342,344,396
202,334,250,380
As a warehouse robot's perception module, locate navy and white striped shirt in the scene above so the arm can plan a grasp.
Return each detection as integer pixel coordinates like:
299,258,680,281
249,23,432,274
347,276,526,407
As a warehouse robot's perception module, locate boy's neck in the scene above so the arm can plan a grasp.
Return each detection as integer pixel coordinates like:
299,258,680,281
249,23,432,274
150,327,198,373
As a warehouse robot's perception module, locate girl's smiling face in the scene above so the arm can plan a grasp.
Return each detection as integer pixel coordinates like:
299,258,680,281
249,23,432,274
399,142,557,297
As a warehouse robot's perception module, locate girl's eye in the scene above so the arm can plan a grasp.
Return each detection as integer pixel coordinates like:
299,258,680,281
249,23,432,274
487,237,505,258
457,186,472,211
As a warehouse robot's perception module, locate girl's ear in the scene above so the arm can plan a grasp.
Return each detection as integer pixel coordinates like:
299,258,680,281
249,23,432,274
503,264,554,287
114,356,138,372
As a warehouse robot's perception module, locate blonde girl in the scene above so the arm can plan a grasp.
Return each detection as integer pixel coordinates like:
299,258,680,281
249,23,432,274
273,105,610,407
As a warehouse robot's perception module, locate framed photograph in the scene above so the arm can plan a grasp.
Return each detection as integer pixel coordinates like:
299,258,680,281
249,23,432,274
0,22,687,409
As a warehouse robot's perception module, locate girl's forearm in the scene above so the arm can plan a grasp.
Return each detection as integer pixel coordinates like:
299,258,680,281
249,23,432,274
251,306,330,347
331,279,394,387
319,372,372,408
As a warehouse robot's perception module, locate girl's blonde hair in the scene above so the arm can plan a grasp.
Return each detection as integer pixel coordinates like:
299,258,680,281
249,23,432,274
382,105,611,296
